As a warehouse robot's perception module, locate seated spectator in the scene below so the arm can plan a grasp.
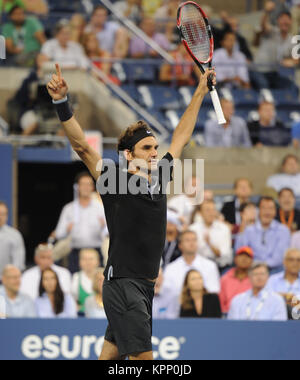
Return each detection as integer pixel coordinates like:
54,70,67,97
213,32,250,89
247,102,290,147
292,120,300,149
35,268,77,318
113,0,142,23
233,202,258,236
2,5,46,67
276,188,300,232
228,263,288,320
21,243,72,300
69,13,86,43
267,155,300,197
219,247,253,314
235,197,291,272
141,0,162,16
40,21,90,70
160,230,220,319
85,5,128,58
55,172,106,274
0,266,36,318
71,249,100,314
291,229,300,250
268,248,300,316
0,0,48,16
0,201,25,281
222,178,253,227
162,211,182,269
160,43,199,86
253,6,299,90
190,201,233,270
154,0,181,45
180,270,222,318
129,17,170,58
85,268,106,319
168,176,202,223
204,98,252,148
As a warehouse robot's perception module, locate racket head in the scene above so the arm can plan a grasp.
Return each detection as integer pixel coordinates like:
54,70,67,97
177,1,214,66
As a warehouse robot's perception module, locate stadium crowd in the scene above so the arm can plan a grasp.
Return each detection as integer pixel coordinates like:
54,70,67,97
0,1,300,321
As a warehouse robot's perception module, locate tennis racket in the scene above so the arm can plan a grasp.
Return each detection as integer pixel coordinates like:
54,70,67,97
177,1,226,125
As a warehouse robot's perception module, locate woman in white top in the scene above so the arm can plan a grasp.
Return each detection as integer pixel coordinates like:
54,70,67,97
35,268,77,318
85,268,106,319
72,249,100,315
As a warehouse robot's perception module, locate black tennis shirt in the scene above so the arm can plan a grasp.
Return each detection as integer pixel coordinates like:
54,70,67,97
96,153,174,280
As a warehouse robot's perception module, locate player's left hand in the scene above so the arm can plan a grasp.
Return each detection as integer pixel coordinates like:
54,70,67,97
197,68,217,95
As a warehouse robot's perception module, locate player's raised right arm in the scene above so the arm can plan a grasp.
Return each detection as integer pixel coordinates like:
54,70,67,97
47,64,102,181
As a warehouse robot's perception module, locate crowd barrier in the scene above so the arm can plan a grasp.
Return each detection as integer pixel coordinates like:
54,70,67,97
0,319,299,360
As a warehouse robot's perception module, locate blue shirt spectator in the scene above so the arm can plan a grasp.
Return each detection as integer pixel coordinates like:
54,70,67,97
204,99,252,148
235,197,291,270
228,263,288,321
35,293,77,318
0,265,36,318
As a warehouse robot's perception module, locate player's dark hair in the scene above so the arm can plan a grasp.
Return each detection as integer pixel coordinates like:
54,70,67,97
278,188,295,198
75,171,93,184
258,196,276,208
39,268,65,315
117,121,153,154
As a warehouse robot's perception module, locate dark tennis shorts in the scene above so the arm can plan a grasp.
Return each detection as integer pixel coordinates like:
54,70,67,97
102,277,155,357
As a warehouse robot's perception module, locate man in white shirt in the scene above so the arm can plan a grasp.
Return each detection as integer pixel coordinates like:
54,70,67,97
55,172,106,273
21,243,72,300
190,200,233,269
213,31,250,89
160,230,220,319
41,21,90,69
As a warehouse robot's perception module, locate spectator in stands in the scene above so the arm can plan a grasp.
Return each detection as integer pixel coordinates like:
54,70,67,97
228,263,288,320
0,0,48,16
69,13,86,43
219,247,253,314
180,270,222,318
21,243,72,300
0,265,36,318
55,172,106,274
204,98,252,148
247,102,290,147
168,176,202,223
253,4,299,89
160,43,199,86
35,268,77,318
141,0,162,16
71,249,100,315
40,21,90,70
292,121,300,149
129,17,170,58
268,248,300,312
235,197,291,272
291,229,300,250
213,32,250,89
162,211,182,269
0,201,25,281
233,202,258,236
160,230,220,319
267,155,300,197
113,0,142,23
85,5,128,58
190,201,233,270
85,268,106,319
222,178,253,227
276,188,300,232
155,0,180,45
2,5,46,67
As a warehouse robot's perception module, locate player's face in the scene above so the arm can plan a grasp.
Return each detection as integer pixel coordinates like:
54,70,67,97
129,137,159,172
279,190,295,212
2,268,21,294
42,271,58,294
284,250,300,275
235,254,253,270
36,251,53,271
0,205,8,227
250,267,269,289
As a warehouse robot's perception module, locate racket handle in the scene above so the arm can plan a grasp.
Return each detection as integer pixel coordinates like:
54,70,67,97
209,88,226,125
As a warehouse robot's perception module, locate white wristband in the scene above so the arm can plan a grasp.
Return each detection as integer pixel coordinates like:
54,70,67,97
52,96,68,105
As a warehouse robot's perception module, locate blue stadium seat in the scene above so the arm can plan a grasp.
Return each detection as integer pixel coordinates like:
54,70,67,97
178,86,212,107
271,89,300,108
279,66,296,82
231,89,259,108
138,85,182,110
48,0,86,13
121,84,139,102
122,63,156,83
235,108,252,121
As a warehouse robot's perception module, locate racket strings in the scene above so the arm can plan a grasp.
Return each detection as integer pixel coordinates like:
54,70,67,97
181,5,211,63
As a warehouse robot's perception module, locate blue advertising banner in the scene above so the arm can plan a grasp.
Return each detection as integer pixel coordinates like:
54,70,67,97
0,319,299,360
0,143,13,225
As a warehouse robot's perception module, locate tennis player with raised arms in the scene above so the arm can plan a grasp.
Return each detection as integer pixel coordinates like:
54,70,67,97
47,55,216,360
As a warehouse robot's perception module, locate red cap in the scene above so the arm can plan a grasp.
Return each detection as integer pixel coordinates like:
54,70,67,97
236,246,254,258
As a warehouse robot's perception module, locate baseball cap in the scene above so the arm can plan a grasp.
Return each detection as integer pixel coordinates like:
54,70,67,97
236,246,254,258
